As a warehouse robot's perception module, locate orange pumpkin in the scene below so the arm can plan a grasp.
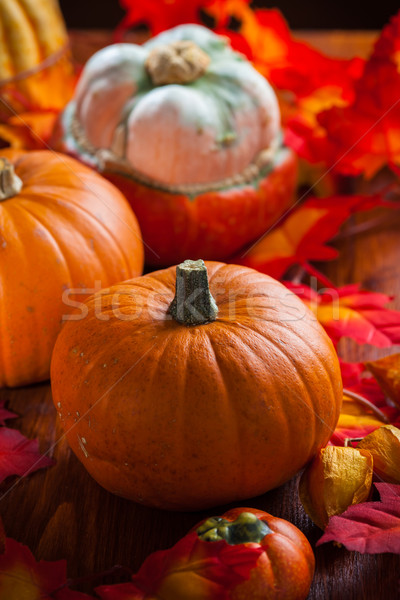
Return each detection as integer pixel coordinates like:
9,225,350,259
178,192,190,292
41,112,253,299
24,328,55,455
53,24,297,265
51,259,342,510
98,508,315,599
0,0,74,113
0,149,143,388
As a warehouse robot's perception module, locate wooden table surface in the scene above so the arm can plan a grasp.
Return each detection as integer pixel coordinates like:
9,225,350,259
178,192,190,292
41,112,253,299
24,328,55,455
1,30,399,599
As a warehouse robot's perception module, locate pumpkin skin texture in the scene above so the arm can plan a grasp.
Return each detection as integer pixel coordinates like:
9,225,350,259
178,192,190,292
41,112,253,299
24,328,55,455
52,24,297,265
51,261,342,510
0,0,74,112
0,149,144,388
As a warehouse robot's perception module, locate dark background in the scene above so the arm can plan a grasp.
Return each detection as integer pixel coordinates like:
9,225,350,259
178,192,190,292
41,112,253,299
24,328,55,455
59,0,398,31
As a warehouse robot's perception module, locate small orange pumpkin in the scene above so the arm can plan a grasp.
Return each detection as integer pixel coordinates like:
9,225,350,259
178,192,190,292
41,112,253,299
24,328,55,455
0,149,143,387
98,508,315,600
51,259,342,510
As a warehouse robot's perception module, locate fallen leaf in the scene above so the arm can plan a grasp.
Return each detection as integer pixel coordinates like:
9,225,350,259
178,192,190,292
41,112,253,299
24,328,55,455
0,111,58,151
316,12,400,178
97,530,263,600
357,425,400,483
366,353,400,409
287,283,400,347
0,427,54,484
235,195,382,279
0,537,93,599
299,446,373,530
317,482,400,553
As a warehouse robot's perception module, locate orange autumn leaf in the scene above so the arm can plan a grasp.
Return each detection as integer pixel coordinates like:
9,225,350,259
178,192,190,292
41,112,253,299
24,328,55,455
331,391,389,446
0,537,93,599
97,529,263,599
0,111,58,150
366,353,400,409
235,195,382,279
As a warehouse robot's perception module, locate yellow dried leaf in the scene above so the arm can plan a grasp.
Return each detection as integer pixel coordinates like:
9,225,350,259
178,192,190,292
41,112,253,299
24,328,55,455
357,425,400,483
299,446,373,530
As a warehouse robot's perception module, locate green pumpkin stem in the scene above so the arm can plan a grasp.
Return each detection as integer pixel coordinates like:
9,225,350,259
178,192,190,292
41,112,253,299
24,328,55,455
168,260,218,326
0,158,23,201
197,512,271,545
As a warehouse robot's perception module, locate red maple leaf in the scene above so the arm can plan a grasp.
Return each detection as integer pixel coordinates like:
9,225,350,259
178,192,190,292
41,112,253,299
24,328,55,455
0,537,93,599
315,12,400,178
286,283,400,348
115,0,208,38
97,530,263,600
0,400,17,426
0,427,54,483
235,195,384,280
317,483,400,554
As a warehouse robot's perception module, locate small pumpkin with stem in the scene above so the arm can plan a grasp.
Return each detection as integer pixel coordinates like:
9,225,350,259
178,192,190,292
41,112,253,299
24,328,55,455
0,149,143,388
51,259,342,510
53,24,297,265
97,508,315,600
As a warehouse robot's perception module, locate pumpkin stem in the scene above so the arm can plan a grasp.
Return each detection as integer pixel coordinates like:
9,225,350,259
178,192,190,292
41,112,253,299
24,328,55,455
168,259,218,326
197,512,271,545
0,158,23,201
145,41,210,86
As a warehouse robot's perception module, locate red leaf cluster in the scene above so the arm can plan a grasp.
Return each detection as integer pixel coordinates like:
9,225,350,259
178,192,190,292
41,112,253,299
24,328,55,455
0,400,54,485
97,530,263,599
0,534,93,599
287,12,400,178
318,483,400,554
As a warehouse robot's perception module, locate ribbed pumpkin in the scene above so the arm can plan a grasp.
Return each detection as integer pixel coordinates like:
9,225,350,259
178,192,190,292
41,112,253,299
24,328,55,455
51,259,342,510
0,0,74,112
0,149,143,388
53,24,297,265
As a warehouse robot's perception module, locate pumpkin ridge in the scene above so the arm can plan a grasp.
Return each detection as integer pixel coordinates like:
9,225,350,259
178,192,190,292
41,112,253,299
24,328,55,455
16,153,143,264
13,199,93,287
218,321,295,467
223,320,339,457
232,316,337,420
21,186,139,278
11,0,43,61
206,331,251,495
0,0,40,75
270,317,341,413
0,201,71,383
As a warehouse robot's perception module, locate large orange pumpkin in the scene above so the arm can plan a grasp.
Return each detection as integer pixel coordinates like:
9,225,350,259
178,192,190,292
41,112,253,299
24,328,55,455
0,149,143,388
53,24,297,265
51,260,342,510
